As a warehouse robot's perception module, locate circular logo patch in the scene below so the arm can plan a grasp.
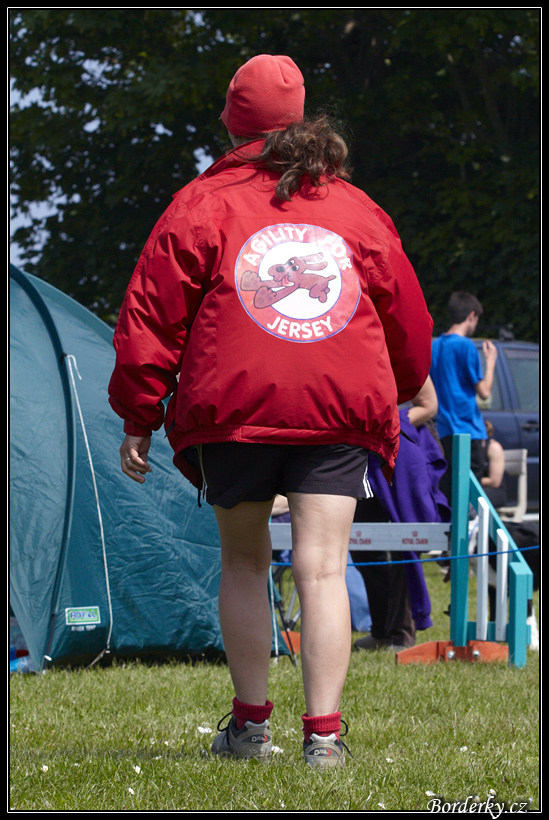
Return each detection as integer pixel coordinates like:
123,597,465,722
235,223,359,342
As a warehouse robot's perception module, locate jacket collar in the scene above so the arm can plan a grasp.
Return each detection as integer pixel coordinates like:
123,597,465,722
198,138,266,180
172,139,267,200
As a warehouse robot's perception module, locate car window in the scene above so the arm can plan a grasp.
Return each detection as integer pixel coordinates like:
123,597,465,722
504,349,539,412
475,348,503,411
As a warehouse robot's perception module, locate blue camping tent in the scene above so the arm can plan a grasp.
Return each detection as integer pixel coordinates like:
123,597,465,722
10,265,233,669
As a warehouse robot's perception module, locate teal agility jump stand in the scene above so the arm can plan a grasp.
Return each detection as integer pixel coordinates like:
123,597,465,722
270,434,534,669
395,435,533,669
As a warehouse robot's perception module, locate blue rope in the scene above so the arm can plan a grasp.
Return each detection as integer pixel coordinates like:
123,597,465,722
271,544,539,569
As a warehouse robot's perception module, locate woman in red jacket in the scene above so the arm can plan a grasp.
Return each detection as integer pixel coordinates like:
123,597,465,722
109,54,433,767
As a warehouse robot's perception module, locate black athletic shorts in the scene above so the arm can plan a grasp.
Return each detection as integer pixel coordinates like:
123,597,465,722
183,442,373,509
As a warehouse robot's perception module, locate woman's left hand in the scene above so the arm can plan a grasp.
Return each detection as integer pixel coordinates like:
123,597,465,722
120,435,152,484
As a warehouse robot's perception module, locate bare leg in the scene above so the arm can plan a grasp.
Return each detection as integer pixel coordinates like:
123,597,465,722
288,492,356,717
213,499,274,706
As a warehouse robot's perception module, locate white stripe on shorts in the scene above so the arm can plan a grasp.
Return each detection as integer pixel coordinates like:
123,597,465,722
362,456,374,499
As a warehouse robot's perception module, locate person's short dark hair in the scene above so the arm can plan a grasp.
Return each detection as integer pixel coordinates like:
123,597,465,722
448,292,484,324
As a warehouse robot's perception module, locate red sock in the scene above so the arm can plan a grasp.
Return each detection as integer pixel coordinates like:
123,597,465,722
302,711,341,743
232,697,273,730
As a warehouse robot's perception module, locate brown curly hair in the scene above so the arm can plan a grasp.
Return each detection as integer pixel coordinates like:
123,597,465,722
234,114,352,201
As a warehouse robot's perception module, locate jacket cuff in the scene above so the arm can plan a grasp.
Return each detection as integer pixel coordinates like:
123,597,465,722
123,420,153,438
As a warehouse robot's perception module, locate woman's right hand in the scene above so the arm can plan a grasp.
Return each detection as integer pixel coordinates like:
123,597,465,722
119,435,152,484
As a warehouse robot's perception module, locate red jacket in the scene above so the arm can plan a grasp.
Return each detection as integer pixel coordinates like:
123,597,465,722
108,140,433,487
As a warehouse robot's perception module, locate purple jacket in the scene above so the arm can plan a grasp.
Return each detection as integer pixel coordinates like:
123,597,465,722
368,409,451,629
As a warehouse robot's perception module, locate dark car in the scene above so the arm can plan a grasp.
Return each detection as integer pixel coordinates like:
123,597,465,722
473,339,539,511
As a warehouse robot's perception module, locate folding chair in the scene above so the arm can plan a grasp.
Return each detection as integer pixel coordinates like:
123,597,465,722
497,448,528,522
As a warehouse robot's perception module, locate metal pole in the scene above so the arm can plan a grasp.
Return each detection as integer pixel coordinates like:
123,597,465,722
495,529,509,643
476,497,489,641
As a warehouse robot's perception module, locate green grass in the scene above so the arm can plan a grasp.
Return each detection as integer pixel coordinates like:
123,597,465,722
10,562,539,811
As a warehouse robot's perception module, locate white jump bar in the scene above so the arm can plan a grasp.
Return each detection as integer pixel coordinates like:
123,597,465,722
269,522,450,552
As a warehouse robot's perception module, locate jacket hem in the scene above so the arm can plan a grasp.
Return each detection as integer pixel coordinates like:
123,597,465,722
169,425,396,488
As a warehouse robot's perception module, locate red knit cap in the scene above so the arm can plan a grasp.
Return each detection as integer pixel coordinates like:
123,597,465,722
220,54,305,137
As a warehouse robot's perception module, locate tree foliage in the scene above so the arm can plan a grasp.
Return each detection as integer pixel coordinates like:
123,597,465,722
10,9,539,338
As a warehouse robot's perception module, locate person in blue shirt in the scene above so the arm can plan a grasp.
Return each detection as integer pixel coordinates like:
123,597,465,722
430,292,498,505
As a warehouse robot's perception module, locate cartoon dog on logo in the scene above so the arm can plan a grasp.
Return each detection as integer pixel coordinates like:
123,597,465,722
240,253,336,308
